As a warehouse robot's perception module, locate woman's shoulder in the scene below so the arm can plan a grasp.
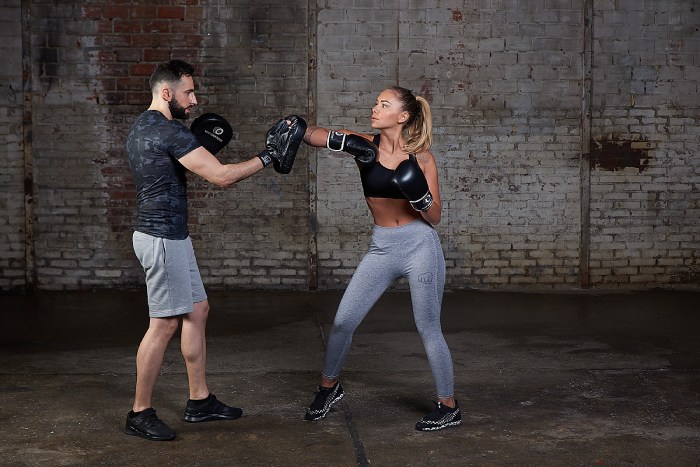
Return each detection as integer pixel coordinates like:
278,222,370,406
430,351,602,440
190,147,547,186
415,149,435,165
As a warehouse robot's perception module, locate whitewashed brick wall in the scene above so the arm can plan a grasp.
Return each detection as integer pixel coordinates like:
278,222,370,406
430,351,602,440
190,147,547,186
0,0,697,291
0,2,24,291
589,0,700,287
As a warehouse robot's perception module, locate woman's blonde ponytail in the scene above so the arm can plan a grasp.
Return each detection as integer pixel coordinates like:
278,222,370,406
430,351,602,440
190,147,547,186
390,86,433,155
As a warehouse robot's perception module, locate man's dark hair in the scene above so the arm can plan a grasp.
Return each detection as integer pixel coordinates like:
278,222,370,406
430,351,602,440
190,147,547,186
149,59,194,93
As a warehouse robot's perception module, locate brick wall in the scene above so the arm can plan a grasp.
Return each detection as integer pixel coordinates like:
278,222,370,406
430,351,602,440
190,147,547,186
0,2,24,290
589,0,700,287
0,0,698,292
315,1,585,289
6,0,310,291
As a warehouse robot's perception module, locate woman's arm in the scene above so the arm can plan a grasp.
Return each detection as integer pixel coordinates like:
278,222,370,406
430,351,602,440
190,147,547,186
303,126,332,147
417,151,442,225
303,126,377,166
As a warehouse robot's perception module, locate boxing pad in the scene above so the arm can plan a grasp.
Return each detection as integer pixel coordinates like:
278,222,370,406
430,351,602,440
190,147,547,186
190,113,233,155
258,115,307,174
326,132,377,166
390,157,434,211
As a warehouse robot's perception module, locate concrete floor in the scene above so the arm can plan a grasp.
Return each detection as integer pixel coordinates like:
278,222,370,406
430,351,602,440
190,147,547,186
0,289,699,466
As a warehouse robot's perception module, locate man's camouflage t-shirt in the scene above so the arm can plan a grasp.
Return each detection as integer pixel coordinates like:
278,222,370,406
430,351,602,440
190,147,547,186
126,110,201,240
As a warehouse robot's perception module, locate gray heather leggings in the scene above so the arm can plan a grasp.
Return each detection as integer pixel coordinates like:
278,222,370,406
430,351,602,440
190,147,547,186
322,219,455,398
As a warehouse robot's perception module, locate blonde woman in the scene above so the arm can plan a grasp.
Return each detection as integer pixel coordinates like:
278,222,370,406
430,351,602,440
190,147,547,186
302,86,460,431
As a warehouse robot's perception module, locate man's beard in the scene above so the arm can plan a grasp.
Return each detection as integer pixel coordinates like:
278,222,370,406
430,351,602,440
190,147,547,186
169,99,189,120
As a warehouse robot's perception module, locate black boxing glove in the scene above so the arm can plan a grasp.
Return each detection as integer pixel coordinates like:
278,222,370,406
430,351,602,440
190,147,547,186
326,131,377,166
390,158,434,211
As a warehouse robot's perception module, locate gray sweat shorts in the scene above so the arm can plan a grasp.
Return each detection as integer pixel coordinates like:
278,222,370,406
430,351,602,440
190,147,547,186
132,231,207,318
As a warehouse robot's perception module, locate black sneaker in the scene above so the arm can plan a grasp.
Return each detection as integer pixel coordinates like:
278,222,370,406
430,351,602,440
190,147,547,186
183,394,243,423
124,408,176,441
304,382,344,421
415,401,462,431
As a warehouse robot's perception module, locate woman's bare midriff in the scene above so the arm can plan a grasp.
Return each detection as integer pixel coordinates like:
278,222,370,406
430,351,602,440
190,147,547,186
366,197,423,227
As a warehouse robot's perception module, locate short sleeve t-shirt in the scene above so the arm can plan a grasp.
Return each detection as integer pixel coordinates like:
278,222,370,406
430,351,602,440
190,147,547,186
126,110,201,240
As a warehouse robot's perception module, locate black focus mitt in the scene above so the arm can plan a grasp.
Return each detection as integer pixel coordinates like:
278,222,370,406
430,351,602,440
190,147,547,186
258,115,307,174
190,113,233,155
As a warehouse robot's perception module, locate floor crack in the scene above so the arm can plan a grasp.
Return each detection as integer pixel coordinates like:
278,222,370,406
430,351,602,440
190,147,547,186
340,399,369,466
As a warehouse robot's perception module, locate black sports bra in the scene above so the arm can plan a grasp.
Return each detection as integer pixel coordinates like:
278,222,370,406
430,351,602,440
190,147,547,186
360,134,415,199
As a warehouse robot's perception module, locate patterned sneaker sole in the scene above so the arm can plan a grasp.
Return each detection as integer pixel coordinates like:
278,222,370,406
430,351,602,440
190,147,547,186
305,391,344,421
415,419,462,432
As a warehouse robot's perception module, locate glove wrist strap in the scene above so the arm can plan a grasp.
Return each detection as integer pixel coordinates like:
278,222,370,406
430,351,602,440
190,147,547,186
410,191,433,212
326,131,347,151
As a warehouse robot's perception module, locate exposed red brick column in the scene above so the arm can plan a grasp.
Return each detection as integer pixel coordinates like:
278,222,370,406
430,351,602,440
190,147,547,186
84,2,203,105
82,1,204,240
